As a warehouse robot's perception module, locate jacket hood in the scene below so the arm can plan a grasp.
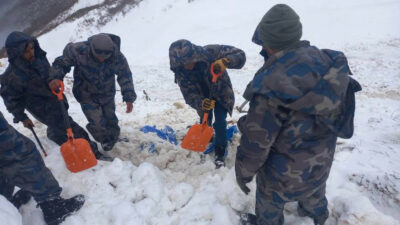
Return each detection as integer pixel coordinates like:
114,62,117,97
5,31,46,63
169,39,212,72
245,42,350,117
252,25,263,46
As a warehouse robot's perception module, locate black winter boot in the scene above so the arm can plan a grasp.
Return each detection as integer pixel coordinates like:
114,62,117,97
240,213,257,225
214,146,226,169
101,142,115,151
39,195,85,225
90,141,113,161
11,190,31,209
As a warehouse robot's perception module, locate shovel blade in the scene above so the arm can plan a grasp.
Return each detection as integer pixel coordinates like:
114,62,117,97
181,123,214,152
60,138,98,173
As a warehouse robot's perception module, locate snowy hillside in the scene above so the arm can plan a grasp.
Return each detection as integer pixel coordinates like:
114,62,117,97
1,0,400,225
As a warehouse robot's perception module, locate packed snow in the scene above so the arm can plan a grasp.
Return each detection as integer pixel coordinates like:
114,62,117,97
0,0,399,225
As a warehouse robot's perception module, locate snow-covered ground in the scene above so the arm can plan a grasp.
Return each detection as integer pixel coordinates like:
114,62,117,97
1,0,400,224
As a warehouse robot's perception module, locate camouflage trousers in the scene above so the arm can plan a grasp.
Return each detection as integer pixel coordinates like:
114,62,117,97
255,176,329,225
80,98,120,145
0,122,62,203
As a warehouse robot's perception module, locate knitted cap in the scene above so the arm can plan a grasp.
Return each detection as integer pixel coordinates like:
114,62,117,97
257,4,302,50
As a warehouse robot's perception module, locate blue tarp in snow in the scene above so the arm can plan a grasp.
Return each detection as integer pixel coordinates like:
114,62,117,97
139,125,178,153
139,125,238,154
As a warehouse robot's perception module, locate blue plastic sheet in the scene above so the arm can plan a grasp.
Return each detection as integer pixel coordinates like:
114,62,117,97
140,125,178,145
140,125,178,153
140,142,157,153
139,125,238,154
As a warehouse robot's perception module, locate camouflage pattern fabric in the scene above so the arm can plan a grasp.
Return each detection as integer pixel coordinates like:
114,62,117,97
236,40,359,225
80,97,119,144
256,175,328,225
49,33,136,103
169,39,246,115
0,112,61,203
0,31,92,146
49,33,136,144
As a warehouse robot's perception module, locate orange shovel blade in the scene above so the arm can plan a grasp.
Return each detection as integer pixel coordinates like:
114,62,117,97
181,123,214,152
60,138,98,173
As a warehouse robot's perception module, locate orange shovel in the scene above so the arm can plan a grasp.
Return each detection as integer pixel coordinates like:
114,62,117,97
52,81,97,173
181,63,223,152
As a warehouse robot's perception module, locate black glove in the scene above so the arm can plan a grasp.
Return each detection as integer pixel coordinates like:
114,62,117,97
236,176,251,195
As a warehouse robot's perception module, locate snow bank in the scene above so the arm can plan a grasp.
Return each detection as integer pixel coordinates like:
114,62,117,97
0,195,22,225
0,0,399,224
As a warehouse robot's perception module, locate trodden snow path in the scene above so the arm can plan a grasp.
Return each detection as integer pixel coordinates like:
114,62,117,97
1,0,400,225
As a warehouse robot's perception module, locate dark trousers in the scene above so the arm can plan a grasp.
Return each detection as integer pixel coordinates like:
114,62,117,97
27,98,91,146
80,98,120,145
200,102,228,148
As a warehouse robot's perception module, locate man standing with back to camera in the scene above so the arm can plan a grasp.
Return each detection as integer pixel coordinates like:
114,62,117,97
235,4,361,225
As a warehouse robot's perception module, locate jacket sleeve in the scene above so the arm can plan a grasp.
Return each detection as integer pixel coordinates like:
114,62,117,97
0,80,28,123
175,71,203,111
49,43,77,82
116,53,136,102
205,45,246,69
235,95,285,180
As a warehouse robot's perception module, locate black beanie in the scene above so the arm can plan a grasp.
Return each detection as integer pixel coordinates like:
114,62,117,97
257,4,302,50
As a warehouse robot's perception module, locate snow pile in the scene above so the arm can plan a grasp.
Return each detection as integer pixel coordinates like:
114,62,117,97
0,196,22,225
0,0,399,225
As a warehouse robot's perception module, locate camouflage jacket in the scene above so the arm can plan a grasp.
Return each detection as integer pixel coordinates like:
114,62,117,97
236,41,360,198
0,111,30,157
169,39,246,115
49,33,136,104
0,32,57,123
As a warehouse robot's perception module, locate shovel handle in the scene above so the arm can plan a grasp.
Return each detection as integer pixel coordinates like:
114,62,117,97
201,112,209,125
51,80,65,101
210,63,223,83
66,128,74,141
29,126,48,157
51,80,73,139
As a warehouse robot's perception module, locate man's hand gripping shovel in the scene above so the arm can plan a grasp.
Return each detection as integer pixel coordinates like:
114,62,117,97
181,63,222,152
52,81,97,173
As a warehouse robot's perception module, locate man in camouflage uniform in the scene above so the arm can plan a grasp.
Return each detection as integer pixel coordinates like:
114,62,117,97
235,4,361,225
0,31,110,161
48,33,136,151
0,111,85,225
169,39,246,167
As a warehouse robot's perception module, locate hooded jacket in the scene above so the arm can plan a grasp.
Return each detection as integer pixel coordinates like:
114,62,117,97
169,39,246,115
0,32,55,122
236,40,361,199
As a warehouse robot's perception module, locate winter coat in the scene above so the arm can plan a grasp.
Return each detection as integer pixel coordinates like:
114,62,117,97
236,40,361,200
169,39,246,115
0,32,60,123
49,33,136,104
0,111,62,202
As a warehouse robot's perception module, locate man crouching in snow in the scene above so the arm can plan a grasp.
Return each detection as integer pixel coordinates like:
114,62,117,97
0,31,110,161
48,33,136,152
0,111,85,225
235,4,361,225
169,39,246,168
